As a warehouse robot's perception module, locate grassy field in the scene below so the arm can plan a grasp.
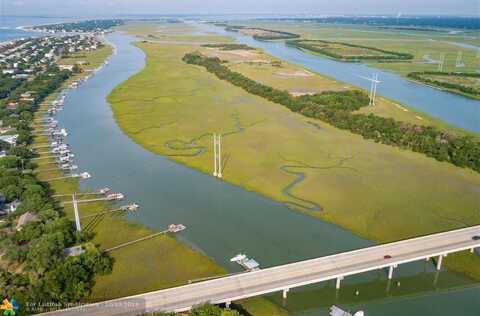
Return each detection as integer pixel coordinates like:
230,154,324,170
226,21,480,76
287,39,411,61
31,44,226,302
200,44,476,137
108,22,480,285
119,22,232,44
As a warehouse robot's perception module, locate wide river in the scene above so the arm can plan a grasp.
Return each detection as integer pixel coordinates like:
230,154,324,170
201,24,480,133
55,32,480,315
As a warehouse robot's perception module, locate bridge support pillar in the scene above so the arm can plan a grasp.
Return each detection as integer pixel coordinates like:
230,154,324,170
336,277,344,290
225,301,231,308
436,254,444,270
282,288,289,299
388,265,394,279
470,248,475,253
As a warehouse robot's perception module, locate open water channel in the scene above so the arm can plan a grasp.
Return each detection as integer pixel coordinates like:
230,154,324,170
52,30,480,315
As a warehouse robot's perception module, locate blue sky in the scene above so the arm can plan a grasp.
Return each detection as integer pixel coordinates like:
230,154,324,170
2,0,479,16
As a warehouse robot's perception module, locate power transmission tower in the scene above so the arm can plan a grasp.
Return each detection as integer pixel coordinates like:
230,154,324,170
455,51,464,67
438,53,445,72
359,73,381,106
212,134,222,178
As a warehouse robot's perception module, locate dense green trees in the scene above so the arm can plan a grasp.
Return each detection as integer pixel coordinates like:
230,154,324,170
0,76,24,100
183,52,480,173
0,156,21,170
190,304,241,316
407,71,480,98
0,165,113,309
202,44,256,51
155,304,243,316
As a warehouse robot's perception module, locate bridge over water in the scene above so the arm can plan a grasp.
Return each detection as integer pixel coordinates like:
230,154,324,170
42,225,480,315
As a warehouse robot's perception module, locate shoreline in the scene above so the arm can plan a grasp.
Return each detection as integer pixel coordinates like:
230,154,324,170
406,77,480,101
32,35,226,297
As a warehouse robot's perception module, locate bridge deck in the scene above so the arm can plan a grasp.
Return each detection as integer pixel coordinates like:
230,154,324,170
40,225,480,316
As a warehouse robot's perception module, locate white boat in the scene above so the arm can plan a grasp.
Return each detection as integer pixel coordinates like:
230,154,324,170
168,224,186,233
59,156,70,163
230,253,260,271
230,254,247,262
106,193,124,200
61,163,77,170
79,172,91,179
99,187,111,194
121,203,139,211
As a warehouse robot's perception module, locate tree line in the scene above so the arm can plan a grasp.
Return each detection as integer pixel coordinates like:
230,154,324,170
287,39,414,61
407,71,480,99
202,44,256,51
225,25,300,40
183,52,480,173
0,76,25,100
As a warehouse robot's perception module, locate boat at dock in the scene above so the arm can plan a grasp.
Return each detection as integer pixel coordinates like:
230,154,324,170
106,192,124,200
230,254,260,271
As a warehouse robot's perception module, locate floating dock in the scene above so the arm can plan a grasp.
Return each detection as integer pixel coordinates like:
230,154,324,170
330,305,364,316
230,254,260,271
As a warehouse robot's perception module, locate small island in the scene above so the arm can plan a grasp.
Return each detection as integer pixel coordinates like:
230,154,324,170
408,71,480,100
224,25,300,40
287,39,414,62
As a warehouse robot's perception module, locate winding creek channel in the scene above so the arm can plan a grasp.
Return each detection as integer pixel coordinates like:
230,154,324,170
55,33,480,315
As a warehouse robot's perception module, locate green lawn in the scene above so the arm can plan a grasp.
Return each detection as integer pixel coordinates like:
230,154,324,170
107,28,480,285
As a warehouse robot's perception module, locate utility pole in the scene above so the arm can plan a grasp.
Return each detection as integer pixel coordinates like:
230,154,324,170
72,193,82,232
368,75,375,105
213,133,217,177
212,134,222,178
371,73,379,106
217,134,222,178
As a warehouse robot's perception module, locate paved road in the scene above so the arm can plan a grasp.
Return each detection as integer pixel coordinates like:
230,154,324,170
41,225,480,316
